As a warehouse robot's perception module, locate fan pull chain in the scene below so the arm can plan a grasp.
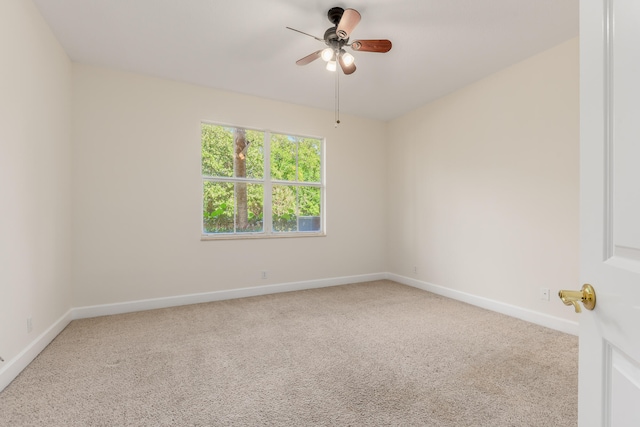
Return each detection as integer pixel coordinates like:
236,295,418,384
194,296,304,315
335,64,340,127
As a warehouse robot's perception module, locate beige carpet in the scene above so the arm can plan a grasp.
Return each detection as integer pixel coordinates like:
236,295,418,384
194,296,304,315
0,280,578,426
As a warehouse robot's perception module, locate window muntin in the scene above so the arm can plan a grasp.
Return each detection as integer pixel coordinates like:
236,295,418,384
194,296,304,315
201,123,324,237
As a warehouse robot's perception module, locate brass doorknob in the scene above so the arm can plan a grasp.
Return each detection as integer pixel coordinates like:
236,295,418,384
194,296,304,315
558,284,596,313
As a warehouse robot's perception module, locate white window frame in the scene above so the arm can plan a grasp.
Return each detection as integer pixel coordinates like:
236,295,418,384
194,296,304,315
201,122,326,240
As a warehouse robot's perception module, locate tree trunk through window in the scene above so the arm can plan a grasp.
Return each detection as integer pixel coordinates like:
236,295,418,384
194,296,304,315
234,128,248,229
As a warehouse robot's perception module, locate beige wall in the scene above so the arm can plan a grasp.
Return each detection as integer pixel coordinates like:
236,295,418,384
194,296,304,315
0,0,72,362
387,38,579,322
71,65,388,307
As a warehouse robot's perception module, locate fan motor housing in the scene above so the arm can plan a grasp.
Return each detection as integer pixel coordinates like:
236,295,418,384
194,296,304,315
323,27,347,49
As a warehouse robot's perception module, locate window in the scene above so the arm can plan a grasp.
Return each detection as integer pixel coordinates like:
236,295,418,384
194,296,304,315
201,123,324,238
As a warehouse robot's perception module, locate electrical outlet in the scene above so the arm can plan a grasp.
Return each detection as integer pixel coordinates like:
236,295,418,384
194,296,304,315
261,271,268,280
539,288,550,301
27,317,33,334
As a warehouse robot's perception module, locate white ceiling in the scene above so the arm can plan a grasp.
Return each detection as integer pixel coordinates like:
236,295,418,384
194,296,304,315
32,0,578,121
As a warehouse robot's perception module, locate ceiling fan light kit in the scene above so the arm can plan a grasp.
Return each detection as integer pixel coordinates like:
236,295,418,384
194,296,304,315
321,48,334,62
287,6,392,126
340,50,355,66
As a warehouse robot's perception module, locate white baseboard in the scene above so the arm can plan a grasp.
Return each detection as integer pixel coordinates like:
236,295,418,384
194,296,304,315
387,273,579,336
0,309,74,393
72,273,387,320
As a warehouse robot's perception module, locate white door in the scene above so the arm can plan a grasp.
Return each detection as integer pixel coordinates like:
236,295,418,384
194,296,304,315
579,0,640,426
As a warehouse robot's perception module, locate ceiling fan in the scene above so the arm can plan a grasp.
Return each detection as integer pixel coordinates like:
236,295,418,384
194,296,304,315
286,6,392,75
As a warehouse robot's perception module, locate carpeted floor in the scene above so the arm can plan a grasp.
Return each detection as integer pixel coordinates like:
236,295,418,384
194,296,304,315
0,280,578,426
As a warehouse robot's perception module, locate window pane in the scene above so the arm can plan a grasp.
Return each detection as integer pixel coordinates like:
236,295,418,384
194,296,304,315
203,181,234,233
298,186,321,232
244,130,264,179
272,185,297,232
298,138,321,183
236,183,263,233
233,128,264,180
270,133,297,181
202,124,234,177
299,186,320,216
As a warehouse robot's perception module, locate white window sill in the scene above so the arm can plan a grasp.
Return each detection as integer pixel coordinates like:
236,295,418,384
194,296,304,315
201,232,326,241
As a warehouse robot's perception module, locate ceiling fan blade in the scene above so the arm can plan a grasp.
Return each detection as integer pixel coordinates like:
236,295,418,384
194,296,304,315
296,50,322,66
336,8,361,40
351,39,393,53
286,27,323,42
338,56,356,75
